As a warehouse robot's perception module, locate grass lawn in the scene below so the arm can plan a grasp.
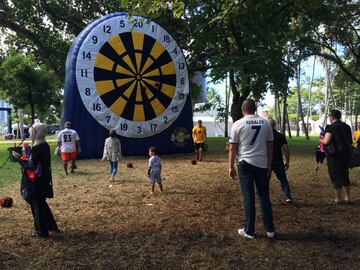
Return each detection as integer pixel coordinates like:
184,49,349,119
0,136,359,269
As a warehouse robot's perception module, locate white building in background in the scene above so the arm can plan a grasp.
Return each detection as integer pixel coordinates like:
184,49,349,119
193,108,232,137
0,100,11,134
299,114,355,136
193,104,269,137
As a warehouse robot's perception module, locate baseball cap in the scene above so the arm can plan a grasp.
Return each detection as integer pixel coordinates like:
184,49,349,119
64,121,71,128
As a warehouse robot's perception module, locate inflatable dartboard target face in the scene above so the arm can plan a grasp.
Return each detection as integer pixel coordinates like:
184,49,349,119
75,15,189,138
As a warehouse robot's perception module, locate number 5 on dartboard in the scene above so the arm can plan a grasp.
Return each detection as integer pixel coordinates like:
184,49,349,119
250,125,261,145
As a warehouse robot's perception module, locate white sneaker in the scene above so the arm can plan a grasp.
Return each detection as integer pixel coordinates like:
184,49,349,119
238,228,255,239
266,231,276,238
286,198,292,203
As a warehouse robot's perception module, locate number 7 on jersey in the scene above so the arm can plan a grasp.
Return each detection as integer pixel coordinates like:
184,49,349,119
250,125,261,145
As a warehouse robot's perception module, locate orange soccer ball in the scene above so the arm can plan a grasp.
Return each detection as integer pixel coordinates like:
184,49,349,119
126,162,133,168
191,159,197,165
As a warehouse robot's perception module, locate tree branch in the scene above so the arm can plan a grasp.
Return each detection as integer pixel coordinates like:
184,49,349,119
0,12,64,81
41,1,86,35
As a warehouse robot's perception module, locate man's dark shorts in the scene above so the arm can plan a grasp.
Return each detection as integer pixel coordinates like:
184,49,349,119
327,155,350,189
194,143,205,150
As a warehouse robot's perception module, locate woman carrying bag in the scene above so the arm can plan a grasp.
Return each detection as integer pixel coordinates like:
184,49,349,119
13,122,60,238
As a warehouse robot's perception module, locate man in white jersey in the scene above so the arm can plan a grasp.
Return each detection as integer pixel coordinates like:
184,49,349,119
229,99,275,239
57,122,81,175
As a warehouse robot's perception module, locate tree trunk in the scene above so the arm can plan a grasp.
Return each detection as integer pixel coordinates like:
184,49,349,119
296,65,300,137
296,63,309,139
274,95,278,123
224,72,230,137
282,96,287,135
322,59,332,127
229,70,250,122
274,95,281,130
28,86,35,124
285,104,292,138
355,103,359,131
18,109,24,139
306,56,316,135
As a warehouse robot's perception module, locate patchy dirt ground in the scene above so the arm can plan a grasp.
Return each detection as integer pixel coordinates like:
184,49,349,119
0,145,359,269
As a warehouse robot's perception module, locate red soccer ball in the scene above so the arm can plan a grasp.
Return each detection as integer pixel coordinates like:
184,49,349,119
0,196,13,208
126,162,133,168
191,159,197,165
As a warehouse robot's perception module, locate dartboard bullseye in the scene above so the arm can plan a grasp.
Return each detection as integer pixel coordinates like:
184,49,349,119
75,14,189,138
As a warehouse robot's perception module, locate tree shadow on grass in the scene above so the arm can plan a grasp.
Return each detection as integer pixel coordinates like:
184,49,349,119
47,228,240,269
275,231,360,244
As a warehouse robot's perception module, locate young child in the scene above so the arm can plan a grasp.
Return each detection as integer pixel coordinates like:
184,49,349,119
102,129,122,182
148,146,163,194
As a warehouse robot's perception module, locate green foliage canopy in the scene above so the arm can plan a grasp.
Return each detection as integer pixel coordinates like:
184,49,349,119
0,52,61,123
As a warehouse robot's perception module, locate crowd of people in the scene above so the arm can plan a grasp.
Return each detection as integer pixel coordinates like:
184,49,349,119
11,99,356,239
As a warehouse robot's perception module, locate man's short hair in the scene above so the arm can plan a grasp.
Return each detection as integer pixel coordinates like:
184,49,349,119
197,120,202,125
241,99,256,114
269,119,276,129
64,121,71,128
329,110,341,120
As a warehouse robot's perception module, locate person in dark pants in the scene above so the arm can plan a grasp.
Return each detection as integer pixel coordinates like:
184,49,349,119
269,119,292,203
229,99,275,239
320,110,352,204
14,122,59,237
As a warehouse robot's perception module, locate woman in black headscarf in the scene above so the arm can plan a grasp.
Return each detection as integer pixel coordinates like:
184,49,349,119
13,122,59,237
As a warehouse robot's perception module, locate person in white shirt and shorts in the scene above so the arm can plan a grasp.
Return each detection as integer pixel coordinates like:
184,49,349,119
229,99,276,239
57,122,81,175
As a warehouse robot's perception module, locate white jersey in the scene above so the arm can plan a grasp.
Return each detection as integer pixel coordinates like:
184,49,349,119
229,114,273,168
57,128,80,153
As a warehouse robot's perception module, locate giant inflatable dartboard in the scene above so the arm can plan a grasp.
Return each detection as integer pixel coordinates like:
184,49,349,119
63,13,194,157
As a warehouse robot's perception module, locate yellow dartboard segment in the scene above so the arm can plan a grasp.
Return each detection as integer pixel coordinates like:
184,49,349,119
135,53,143,73
135,82,142,102
161,83,176,98
140,57,154,74
123,80,137,98
96,80,116,96
151,99,166,116
160,62,176,75
95,53,115,71
115,78,136,88
134,104,145,121
122,55,137,74
109,96,127,116
116,65,135,76
150,41,166,59
108,35,127,56
142,69,161,78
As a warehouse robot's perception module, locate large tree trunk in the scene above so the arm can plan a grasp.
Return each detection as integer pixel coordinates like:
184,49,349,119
229,70,250,122
296,63,309,139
